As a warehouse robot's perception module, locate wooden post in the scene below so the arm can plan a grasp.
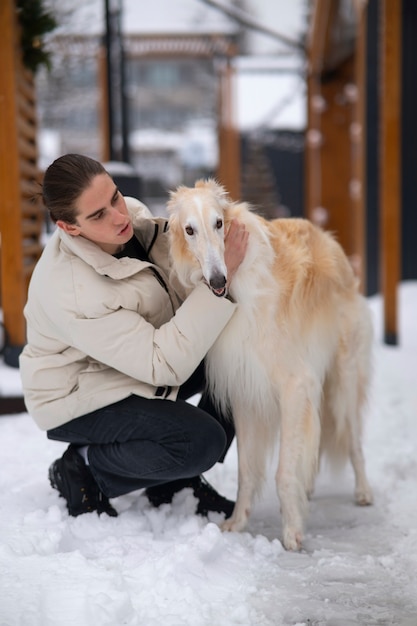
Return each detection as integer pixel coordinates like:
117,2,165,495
306,0,369,288
351,0,368,291
99,45,111,162
305,0,333,222
0,0,43,367
306,0,356,258
379,0,402,344
0,0,26,351
216,57,241,201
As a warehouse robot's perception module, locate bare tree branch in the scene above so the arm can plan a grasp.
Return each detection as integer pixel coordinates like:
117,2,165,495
199,0,305,52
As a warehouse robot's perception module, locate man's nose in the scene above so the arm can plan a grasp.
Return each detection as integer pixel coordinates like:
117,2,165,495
111,206,125,223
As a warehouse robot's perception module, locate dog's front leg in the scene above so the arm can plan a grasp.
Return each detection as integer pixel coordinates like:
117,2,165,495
222,413,262,533
276,378,321,550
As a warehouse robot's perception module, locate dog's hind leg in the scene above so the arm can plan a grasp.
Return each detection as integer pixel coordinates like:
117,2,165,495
350,433,373,505
346,304,373,505
347,377,373,506
276,376,321,551
327,336,373,507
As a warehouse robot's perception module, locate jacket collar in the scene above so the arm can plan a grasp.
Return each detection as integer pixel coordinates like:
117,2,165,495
58,228,149,279
56,196,170,280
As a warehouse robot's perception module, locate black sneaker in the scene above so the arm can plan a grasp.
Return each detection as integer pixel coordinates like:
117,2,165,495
49,444,118,518
146,476,235,518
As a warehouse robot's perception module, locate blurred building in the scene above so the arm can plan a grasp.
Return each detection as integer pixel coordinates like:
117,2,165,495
36,0,306,213
37,1,238,208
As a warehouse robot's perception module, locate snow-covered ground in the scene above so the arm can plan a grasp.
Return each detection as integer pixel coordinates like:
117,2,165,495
0,283,416,626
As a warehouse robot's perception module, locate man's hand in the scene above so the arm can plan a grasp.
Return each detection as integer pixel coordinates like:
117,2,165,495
224,219,249,287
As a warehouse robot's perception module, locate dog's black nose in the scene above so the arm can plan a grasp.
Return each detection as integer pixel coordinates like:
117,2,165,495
209,272,226,292
209,272,227,296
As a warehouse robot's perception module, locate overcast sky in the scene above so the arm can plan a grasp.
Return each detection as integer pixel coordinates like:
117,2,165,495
243,0,306,55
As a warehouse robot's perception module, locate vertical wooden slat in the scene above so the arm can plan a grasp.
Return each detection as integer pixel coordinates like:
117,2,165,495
0,0,26,347
0,0,43,365
305,0,333,221
306,0,356,260
351,0,368,292
315,59,355,255
380,0,402,344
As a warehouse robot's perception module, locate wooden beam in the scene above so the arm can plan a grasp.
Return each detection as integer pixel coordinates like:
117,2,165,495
312,58,355,255
307,0,336,76
0,0,43,367
350,0,368,291
99,46,111,163
379,0,402,344
305,0,333,220
306,1,357,258
0,0,26,348
306,0,370,291
216,58,241,202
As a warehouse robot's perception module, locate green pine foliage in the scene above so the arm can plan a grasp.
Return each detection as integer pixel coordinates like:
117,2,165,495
16,0,57,73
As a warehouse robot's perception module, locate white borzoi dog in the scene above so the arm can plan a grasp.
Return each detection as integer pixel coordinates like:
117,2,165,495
167,179,373,551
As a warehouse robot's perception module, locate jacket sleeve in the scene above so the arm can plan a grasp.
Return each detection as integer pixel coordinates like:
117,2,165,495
67,283,236,387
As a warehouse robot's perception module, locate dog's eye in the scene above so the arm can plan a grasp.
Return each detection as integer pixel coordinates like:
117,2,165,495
216,218,223,230
185,225,194,236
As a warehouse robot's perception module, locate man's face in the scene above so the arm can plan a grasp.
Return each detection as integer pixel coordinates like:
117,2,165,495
57,173,133,254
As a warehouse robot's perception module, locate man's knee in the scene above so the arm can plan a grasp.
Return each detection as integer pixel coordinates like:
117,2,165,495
189,419,227,473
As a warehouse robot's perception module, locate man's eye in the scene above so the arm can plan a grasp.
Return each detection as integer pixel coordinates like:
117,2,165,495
94,211,104,220
185,225,194,236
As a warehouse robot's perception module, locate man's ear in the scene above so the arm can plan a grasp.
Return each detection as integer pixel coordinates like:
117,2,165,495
56,220,81,236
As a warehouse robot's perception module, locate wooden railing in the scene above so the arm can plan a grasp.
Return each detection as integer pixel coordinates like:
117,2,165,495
0,0,44,367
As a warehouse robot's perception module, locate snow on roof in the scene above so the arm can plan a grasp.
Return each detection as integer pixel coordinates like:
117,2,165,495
52,0,238,37
234,56,306,132
123,0,237,36
130,121,218,169
130,129,184,151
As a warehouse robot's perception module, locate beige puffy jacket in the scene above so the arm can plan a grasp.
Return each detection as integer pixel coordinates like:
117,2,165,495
19,197,236,430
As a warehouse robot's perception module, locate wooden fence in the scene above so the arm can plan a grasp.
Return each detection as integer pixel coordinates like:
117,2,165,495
0,0,44,369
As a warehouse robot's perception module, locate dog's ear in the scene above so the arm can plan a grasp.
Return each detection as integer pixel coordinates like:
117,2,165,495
166,186,185,215
197,178,230,209
167,210,181,241
167,189,175,215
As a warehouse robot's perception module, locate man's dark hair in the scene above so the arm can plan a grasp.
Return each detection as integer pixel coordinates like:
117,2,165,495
42,153,108,223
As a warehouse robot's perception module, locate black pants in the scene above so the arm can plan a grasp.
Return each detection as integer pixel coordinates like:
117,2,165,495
47,363,234,498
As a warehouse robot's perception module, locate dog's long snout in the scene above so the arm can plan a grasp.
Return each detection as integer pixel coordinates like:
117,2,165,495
209,271,227,297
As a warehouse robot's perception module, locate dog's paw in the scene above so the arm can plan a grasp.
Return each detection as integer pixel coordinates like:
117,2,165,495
306,486,315,501
282,526,303,551
221,515,247,533
355,485,373,506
